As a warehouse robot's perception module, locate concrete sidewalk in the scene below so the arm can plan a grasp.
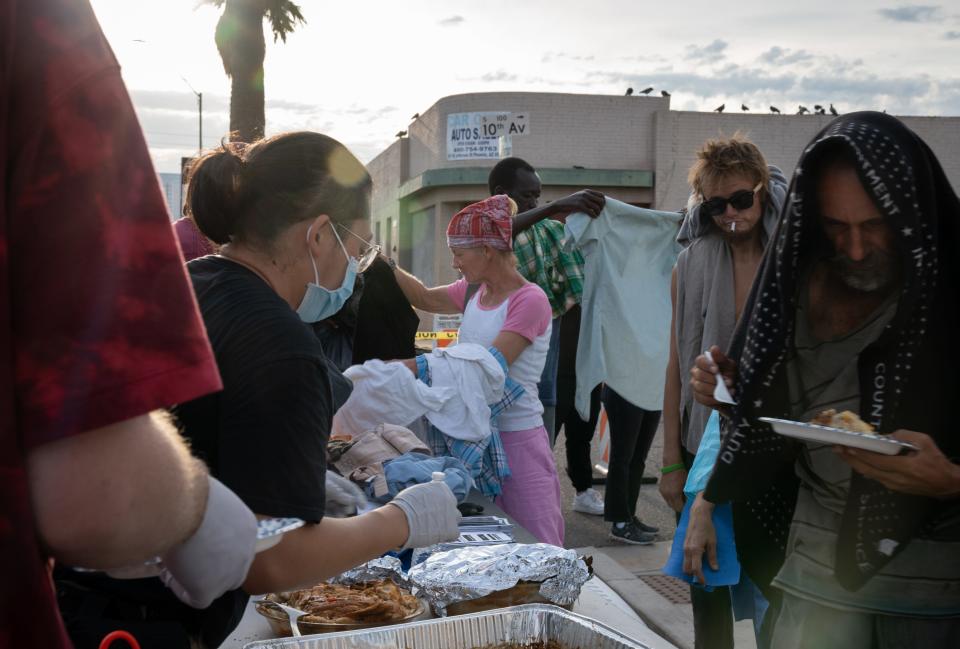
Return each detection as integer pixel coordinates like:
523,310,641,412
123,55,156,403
576,543,757,649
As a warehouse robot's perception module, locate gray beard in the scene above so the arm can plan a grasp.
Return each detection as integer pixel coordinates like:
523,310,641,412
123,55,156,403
829,250,898,292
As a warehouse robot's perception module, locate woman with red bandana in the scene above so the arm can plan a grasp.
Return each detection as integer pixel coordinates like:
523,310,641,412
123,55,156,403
391,195,565,545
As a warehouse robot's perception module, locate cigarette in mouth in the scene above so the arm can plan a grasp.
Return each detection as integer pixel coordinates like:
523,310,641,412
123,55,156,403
730,222,737,232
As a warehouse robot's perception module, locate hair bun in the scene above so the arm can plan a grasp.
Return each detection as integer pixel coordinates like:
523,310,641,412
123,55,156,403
186,143,246,244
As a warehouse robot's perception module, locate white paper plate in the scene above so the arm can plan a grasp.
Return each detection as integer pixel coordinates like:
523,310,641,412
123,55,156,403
759,417,918,456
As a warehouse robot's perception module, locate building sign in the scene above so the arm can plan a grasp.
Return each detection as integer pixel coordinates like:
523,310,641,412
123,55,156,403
446,111,530,160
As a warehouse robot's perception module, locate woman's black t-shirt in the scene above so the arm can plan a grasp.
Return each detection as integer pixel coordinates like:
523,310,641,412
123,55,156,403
175,256,331,521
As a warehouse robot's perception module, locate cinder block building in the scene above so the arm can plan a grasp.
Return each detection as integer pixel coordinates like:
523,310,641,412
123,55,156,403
367,91,960,304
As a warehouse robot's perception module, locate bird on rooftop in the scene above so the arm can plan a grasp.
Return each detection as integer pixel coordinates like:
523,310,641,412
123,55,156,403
830,103,839,116
661,90,671,97
411,112,420,120
815,107,826,115
797,105,810,115
395,130,407,138
714,104,725,113
814,104,823,111
741,103,749,112
625,87,634,96
640,87,654,95
770,106,781,114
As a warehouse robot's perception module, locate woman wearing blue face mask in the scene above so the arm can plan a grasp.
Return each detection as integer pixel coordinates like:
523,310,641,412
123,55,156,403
56,132,461,649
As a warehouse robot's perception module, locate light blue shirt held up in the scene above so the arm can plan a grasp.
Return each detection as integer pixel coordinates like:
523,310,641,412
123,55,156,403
565,199,682,418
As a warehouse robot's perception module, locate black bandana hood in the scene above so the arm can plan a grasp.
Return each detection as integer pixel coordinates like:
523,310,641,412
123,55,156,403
704,111,960,591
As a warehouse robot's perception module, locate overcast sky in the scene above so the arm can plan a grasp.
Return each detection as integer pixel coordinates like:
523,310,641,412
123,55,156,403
90,0,960,172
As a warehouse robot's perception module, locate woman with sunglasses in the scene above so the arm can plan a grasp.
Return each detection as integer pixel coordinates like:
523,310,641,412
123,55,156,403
662,135,787,649
56,132,460,649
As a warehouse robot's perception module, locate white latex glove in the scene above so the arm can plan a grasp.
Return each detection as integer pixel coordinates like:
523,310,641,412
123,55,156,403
159,477,258,608
388,481,461,550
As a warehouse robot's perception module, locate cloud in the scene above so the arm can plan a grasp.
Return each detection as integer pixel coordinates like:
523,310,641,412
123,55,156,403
759,46,814,66
599,55,960,117
619,54,667,64
877,5,941,22
542,51,596,64
685,39,728,62
438,15,464,27
479,70,518,82
945,30,960,39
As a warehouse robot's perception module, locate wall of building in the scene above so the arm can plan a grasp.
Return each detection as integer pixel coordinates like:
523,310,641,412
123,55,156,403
158,172,184,220
405,92,668,179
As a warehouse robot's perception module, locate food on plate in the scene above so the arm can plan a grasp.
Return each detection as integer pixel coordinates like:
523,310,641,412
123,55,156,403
810,409,875,434
264,580,420,624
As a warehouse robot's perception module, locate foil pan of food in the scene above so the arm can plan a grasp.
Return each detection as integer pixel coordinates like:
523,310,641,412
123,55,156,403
242,603,652,649
407,543,592,616
255,580,426,636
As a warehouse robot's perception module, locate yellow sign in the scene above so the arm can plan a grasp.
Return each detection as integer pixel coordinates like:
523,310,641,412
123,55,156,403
415,331,459,340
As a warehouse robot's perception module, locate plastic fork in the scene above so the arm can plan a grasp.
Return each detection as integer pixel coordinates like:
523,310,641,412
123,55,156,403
261,600,308,637
703,349,736,405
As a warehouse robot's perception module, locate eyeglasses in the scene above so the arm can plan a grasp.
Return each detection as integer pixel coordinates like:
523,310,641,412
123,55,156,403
700,183,763,219
336,223,381,272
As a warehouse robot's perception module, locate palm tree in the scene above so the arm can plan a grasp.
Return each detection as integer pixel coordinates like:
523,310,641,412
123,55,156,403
206,0,305,142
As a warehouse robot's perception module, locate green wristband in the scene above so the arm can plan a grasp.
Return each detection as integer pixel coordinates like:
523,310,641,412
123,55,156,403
660,462,685,475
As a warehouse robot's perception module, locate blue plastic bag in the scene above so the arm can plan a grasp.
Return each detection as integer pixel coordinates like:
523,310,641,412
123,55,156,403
684,410,721,497
662,410,741,589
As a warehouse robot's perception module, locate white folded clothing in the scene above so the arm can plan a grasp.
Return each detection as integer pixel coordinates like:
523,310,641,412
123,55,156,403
333,359,455,436
424,343,505,442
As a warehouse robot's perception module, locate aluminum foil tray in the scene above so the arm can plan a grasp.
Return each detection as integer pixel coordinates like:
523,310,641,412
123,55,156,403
242,603,652,649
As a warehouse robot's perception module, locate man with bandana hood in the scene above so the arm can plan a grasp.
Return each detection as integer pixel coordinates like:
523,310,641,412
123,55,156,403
685,112,960,647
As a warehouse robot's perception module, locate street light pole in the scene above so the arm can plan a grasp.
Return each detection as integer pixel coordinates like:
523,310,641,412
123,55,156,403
181,76,202,153
198,92,203,153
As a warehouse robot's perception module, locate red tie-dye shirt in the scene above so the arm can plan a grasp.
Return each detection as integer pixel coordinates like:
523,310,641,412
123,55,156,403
0,1,222,646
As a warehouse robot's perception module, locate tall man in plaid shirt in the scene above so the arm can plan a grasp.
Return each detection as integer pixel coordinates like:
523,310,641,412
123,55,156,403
488,157,607,515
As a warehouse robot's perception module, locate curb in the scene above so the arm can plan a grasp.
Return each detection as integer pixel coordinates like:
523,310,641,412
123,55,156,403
579,546,694,649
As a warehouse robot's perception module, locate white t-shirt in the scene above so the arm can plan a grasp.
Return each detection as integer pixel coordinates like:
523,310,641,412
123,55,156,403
445,279,552,431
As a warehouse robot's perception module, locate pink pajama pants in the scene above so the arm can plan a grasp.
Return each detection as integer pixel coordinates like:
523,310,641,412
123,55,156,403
494,425,565,546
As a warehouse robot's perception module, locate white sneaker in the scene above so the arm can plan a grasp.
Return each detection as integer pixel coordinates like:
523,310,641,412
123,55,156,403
572,488,605,515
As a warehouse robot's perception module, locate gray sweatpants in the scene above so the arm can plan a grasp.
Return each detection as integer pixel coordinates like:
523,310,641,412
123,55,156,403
770,591,960,649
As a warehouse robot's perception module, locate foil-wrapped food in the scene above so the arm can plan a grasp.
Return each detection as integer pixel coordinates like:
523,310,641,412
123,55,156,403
332,555,411,589
407,543,592,616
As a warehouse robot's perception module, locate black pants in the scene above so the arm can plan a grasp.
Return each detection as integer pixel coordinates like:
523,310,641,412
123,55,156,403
601,386,660,523
556,378,601,492
554,305,602,492
681,447,734,649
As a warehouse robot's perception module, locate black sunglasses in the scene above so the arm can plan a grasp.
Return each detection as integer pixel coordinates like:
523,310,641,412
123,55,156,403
700,184,762,218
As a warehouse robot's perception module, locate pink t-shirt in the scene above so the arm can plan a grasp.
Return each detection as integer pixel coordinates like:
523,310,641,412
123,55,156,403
446,280,551,342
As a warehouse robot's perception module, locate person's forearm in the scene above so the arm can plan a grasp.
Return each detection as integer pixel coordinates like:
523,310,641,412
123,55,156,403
28,411,209,568
243,505,409,593
662,387,683,465
512,204,558,237
662,339,684,465
391,264,429,310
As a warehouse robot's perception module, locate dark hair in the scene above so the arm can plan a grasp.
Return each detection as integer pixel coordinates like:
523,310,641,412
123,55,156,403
487,157,536,195
188,132,372,246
